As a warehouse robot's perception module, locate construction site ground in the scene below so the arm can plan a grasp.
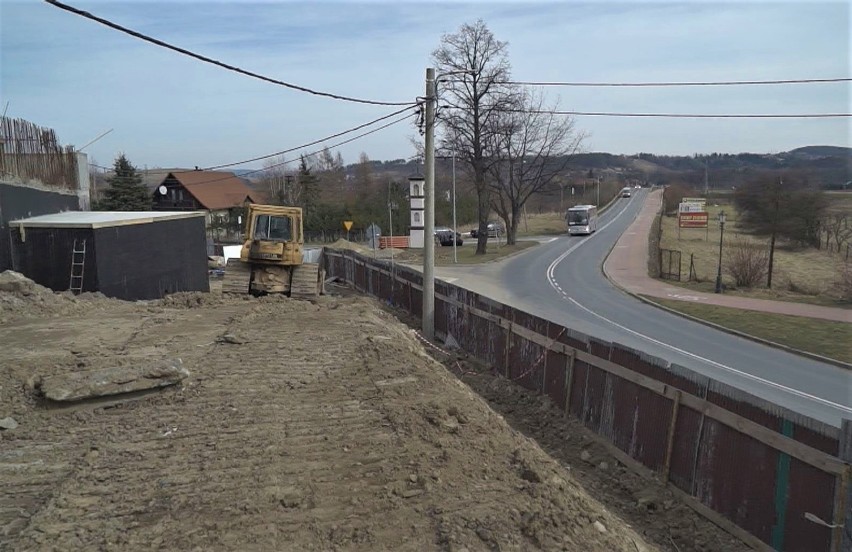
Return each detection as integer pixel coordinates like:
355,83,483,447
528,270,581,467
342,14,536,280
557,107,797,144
0,278,747,551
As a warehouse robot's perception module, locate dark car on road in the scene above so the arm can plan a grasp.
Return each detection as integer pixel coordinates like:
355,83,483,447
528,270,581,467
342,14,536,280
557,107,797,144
469,221,504,239
434,227,463,246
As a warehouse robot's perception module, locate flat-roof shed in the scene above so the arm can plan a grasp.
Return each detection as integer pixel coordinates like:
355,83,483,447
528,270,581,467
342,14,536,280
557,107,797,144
8,211,209,300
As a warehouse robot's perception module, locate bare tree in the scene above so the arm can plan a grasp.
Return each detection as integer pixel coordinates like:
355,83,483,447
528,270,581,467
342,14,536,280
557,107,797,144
486,90,585,244
735,174,826,287
310,146,346,201
258,155,295,205
433,19,515,254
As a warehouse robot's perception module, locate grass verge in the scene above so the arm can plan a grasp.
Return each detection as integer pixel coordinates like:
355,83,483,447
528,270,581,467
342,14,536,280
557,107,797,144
394,241,537,266
647,297,852,365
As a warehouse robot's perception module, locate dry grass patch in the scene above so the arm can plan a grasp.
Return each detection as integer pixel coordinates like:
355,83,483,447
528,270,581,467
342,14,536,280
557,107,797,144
649,297,852,365
515,211,567,236
659,204,849,306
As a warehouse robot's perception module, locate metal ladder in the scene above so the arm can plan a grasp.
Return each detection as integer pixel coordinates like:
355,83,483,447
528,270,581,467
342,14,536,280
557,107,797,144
69,239,86,294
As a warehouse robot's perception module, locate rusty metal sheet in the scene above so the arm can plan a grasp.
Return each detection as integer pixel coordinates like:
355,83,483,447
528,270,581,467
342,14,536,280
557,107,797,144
606,376,670,472
354,262,365,291
707,379,839,455
507,310,545,392
784,457,835,552
693,417,778,546
543,322,570,408
668,405,703,494
578,363,607,433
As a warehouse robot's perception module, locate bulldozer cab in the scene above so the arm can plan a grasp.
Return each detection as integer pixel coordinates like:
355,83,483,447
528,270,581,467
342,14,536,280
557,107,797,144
242,205,303,266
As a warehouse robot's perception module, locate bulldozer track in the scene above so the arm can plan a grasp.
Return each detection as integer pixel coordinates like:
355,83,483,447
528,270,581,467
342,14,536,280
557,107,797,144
290,263,320,298
221,258,252,294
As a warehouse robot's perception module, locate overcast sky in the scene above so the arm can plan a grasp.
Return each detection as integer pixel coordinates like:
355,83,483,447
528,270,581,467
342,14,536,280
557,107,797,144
2,1,849,172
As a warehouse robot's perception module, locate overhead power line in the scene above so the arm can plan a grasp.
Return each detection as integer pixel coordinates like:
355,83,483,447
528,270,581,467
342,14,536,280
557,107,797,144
168,111,417,187
444,105,851,118
205,104,422,170
44,0,414,107
447,77,851,87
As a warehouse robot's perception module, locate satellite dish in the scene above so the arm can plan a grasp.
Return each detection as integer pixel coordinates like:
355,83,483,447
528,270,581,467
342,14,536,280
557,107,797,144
158,185,167,195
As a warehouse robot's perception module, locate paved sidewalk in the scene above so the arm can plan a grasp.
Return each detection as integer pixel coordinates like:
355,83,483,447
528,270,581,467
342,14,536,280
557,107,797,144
604,189,852,323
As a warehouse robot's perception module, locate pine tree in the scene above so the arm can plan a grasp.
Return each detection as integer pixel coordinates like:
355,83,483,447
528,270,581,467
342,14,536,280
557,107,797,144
298,155,319,212
95,154,151,211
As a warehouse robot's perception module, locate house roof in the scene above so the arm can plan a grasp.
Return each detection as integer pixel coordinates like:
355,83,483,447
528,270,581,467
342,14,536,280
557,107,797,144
165,170,258,210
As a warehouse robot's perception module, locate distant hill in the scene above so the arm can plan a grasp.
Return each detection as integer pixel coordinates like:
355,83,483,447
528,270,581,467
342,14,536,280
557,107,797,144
237,146,851,203
788,145,852,158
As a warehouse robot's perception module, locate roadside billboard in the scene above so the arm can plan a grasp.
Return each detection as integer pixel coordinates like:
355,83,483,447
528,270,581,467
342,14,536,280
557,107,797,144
679,202,705,213
679,212,709,228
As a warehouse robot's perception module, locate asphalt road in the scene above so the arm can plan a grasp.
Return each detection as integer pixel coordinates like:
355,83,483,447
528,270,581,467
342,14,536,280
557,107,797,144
435,190,852,428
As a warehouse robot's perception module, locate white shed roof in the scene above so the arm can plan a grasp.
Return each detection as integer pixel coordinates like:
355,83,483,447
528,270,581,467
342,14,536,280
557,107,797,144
10,211,205,229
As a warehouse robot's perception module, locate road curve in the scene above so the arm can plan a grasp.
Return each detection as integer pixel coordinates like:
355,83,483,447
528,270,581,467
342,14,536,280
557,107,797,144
435,190,852,427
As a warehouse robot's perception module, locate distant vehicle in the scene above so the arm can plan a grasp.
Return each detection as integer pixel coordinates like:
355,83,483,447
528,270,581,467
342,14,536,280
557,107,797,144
566,205,598,235
434,227,463,246
621,187,632,198
634,184,641,189
470,221,504,239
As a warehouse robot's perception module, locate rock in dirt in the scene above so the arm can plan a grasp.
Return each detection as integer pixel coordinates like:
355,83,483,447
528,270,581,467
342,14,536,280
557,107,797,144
40,359,189,402
580,449,592,463
0,416,19,430
593,520,607,534
217,333,246,345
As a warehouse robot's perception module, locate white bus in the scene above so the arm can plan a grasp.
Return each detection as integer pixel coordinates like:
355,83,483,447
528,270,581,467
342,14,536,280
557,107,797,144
566,205,598,235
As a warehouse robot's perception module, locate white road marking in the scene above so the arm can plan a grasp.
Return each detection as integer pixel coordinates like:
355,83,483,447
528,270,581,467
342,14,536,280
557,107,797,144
667,293,701,301
544,196,852,415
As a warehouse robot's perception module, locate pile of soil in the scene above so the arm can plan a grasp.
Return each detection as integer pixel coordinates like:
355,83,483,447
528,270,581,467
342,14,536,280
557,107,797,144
0,271,114,324
2,290,655,551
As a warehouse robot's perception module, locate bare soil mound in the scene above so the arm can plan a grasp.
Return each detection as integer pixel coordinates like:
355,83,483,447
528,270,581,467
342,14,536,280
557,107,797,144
2,292,653,551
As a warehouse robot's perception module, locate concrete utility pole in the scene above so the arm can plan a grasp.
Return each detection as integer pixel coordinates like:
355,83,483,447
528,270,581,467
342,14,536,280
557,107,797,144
422,68,436,340
451,147,458,264
596,176,601,206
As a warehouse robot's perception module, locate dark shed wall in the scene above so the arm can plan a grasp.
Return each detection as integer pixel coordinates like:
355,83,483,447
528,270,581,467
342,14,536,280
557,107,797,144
93,216,208,300
9,227,98,293
0,183,79,271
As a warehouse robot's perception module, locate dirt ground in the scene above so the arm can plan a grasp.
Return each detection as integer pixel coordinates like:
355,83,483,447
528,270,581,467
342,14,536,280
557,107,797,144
0,276,747,551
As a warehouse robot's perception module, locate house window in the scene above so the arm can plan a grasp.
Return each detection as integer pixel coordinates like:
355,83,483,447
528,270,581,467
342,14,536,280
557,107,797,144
413,212,421,224
413,184,420,196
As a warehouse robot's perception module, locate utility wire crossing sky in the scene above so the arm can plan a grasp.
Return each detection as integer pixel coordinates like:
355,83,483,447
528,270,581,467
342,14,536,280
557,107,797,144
2,0,848,169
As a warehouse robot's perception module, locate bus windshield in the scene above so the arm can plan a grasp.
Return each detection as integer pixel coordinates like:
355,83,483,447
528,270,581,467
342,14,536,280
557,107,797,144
567,211,590,225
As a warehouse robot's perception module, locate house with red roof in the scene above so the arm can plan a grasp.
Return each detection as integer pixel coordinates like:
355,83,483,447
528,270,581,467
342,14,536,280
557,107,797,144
152,170,260,237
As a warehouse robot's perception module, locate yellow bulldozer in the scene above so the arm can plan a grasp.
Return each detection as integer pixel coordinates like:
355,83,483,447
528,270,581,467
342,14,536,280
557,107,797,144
221,204,323,298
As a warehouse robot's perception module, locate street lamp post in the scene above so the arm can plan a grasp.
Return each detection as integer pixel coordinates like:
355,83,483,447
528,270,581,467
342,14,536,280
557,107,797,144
714,210,727,293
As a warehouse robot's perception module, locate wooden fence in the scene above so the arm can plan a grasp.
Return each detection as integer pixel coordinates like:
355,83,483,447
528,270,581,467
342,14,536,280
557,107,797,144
324,248,851,552
0,117,79,190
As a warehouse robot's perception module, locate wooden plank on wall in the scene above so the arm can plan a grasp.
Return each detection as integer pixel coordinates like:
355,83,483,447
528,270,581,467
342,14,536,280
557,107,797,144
833,419,852,552
663,390,682,481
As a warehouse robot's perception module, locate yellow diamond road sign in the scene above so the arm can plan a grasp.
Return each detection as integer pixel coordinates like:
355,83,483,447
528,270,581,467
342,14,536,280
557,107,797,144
343,220,353,231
